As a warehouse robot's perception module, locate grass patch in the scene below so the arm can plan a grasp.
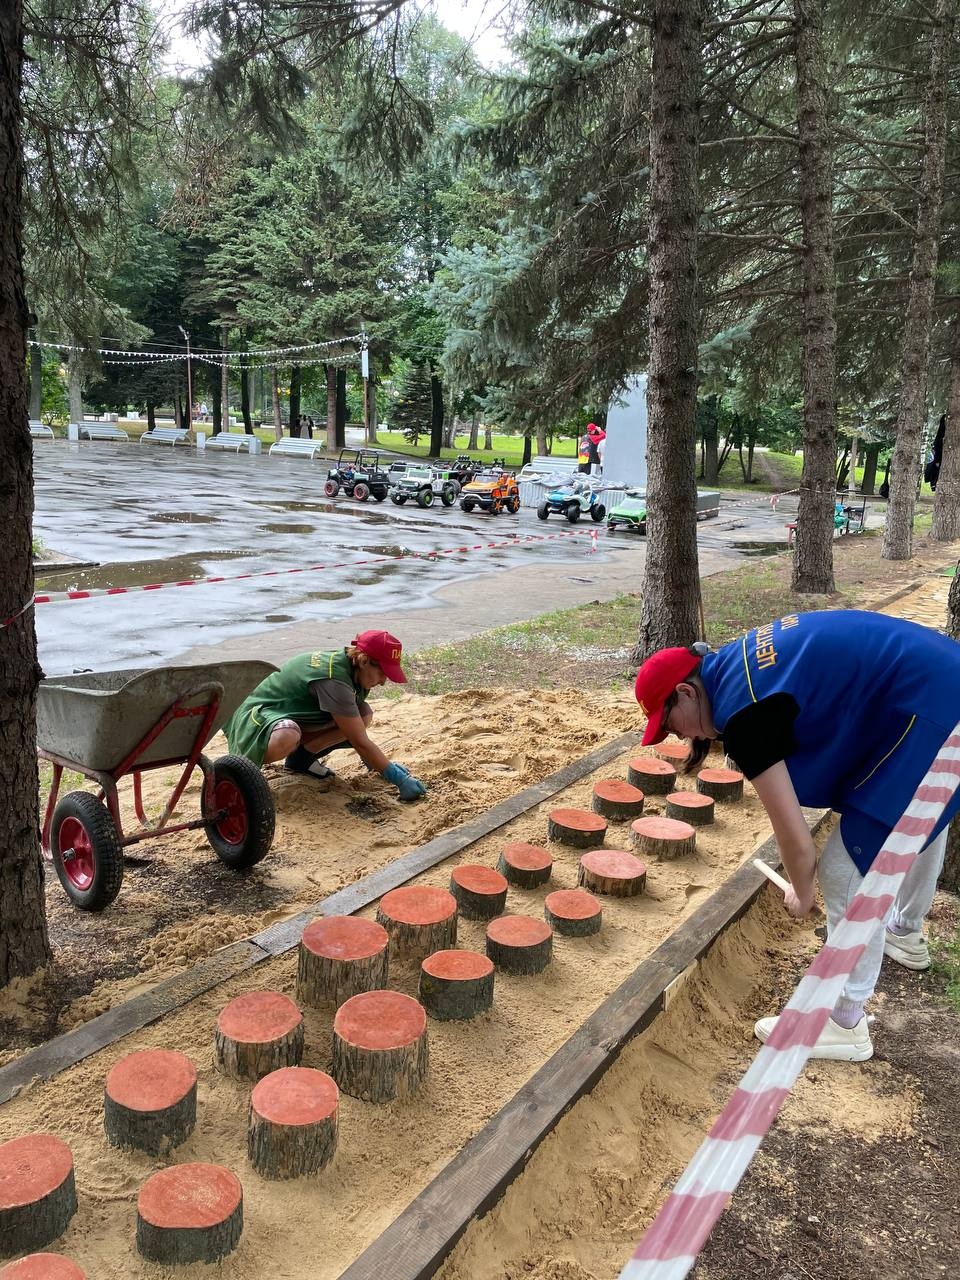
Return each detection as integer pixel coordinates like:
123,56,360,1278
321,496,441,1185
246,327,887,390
373,431,577,468
932,927,960,1014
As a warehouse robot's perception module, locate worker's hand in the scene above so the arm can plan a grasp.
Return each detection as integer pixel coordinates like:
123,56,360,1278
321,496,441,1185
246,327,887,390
783,881,817,918
381,761,427,802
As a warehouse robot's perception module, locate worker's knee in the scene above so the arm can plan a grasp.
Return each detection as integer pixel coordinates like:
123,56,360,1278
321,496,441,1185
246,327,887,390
265,719,301,763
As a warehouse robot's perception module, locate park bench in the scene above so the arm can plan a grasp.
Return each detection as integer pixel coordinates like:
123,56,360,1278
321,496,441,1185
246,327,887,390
519,455,579,480
269,437,325,460
78,423,129,442
206,430,258,453
140,426,191,446
29,422,54,440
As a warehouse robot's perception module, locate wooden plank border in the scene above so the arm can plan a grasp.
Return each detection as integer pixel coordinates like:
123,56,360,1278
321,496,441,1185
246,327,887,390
0,730,641,1106
337,810,831,1280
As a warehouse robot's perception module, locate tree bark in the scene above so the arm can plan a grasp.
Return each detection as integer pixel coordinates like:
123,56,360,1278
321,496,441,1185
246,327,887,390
484,422,493,450
240,356,253,433
860,441,880,495
146,402,156,432
791,0,837,593
366,361,379,444
219,324,229,433
270,368,282,442
882,0,953,561
535,422,547,456
633,0,703,661
429,369,444,458
289,364,301,433
946,566,960,639
67,352,83,425
469,412,480,450
0,0,51,985
942,819,960,894
932,307,960,540
325,364,336,450
522,432,532,466
701,395,719,485
28,339,40,420
335,368,347,448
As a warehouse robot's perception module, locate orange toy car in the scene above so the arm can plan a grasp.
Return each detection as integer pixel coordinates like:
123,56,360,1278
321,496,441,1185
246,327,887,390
459,468,521,515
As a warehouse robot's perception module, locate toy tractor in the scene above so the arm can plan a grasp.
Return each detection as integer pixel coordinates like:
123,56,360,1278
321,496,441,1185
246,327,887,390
537,477,606,524
390,464,460,508
323,450,390,502
606,490,647,533
459,468,521,515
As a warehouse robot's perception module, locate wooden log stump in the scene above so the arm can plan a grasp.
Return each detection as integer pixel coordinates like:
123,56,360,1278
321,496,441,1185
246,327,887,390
0,1255,85,1280
449,865,508,920
630,815,697,860
0,1135,77,1259
654,742,690,766
497,843,553,888
104,1049,197,1155
248,1067,338,1180
665,791,715,827
419,950,495,1021
577,849,647,898
591,780,645,822
696,767,745,803
376,886,457,961
485,916,553,975
544,889,602,936
626,756,677,795
332,991,428,1103
214,991,304,1081
136,1163,242,1265
546,807,607,849
297,916,389,1009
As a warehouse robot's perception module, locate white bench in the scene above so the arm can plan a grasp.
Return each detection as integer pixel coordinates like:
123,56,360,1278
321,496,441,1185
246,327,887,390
78,423,129,442
519,455,579,480
269,438,324,460
29,422,54,440
141,427,191,446
206,430,257,452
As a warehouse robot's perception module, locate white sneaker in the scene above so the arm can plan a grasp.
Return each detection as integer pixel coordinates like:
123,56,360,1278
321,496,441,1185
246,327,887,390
883,928,930,971
754,1013,873,1061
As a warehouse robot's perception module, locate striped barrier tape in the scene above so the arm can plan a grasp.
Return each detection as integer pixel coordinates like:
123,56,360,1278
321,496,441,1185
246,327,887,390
619,722,960,1280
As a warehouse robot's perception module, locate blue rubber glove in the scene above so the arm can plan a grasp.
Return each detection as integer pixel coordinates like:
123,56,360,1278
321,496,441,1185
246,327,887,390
382,761,427,801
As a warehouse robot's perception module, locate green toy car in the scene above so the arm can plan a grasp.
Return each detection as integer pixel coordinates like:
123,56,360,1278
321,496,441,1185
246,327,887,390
607,492,647,533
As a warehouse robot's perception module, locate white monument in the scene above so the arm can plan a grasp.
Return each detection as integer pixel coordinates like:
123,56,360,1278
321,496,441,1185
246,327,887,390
602,374,648,489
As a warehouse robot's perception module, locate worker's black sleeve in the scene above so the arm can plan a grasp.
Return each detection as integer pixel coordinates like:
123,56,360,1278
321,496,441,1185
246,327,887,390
720,693,800,780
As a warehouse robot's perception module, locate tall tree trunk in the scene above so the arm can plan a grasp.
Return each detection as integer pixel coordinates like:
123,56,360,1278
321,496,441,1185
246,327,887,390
469,413,480,451
28,340,40,420
860,441,880,495
484,423,493,451
634,0,703,661
325,364,336,450
791,0,837,594
444,414,458,449
146,402,156,432
535,422,547,456
522,433,532,466
0,0,51,984
429,370,444,458
335,368,347,449
219,324,229,433
240,357,252,433
67,352,83,425
366,361,379,445
701,394,719,485
289,364,301,433
932,307,960,540
882,0,953,560
271,368,282,442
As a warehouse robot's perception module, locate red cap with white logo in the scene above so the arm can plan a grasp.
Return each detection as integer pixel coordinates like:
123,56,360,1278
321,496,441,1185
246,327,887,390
353,629,407,683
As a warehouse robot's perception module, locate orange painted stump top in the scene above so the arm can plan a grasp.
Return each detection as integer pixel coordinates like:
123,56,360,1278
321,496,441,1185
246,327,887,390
501,843,552,871
0,1135,73,1212
301,917,388,962
450,865,508,896
421,950,494,982
105,1050,196,1114
580,849,647,880
654,742,690,763
593,780,644,803
334,990,426,1051
137,1163,242,1230
548,807,607,833
631,816,696,841
378,885,456,926
217,991,302,1044
0,1256,86,1280
544,889,601,920
250,1068,339,1127
666,791,714,811
698,768,744,785
486,916,552,948
628,757,675,778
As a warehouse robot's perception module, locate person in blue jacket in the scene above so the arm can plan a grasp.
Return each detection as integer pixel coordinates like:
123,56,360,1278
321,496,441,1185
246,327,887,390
633,610,960,1062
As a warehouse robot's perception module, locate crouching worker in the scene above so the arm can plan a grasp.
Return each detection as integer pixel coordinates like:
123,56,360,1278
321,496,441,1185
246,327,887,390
225,630,427,802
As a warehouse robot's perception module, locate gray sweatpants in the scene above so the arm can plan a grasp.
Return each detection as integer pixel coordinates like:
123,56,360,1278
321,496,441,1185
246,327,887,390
816,824,947,1004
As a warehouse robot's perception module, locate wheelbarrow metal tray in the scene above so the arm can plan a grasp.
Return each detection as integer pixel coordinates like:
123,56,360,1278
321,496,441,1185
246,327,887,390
37,661,277,772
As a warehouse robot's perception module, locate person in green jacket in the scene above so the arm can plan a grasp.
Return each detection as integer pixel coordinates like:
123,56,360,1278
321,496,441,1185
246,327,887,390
225,629,427,801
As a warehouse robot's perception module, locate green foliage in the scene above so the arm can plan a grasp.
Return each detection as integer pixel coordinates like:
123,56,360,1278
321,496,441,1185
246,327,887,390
391,364,434,445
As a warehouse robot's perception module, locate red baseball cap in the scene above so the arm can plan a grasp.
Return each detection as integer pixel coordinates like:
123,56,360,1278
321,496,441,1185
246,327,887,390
634,647,700,745
354,629,407,683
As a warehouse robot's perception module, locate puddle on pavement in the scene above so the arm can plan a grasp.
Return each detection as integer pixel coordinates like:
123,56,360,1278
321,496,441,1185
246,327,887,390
730,540,790,556
35,550,252,591
262,522,317,534
301,590,354,603
264,614,296,622
149,512,221,524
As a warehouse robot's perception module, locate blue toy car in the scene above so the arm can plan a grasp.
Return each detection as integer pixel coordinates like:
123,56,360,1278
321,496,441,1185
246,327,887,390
536,477,606,524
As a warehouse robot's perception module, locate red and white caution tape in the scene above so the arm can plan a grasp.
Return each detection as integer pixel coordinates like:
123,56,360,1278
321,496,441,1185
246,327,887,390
30,529,595,611
619,722,960,1280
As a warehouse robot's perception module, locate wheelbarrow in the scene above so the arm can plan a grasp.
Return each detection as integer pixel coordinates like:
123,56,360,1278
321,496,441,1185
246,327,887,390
37,661,278,911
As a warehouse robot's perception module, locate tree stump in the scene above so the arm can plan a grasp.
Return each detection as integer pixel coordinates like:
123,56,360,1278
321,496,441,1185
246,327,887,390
136,1163,243,1265
544,889,602,936
497,843,553,888
214,991,304,1081
449,865,508,920
546,807,607,849
696,767,744,803
654,742,690,766
630,815,697,860
0,1135,77,1259
626,757,677,795
376,886,458,961
104,1049,197,1155
0,1256,85,1280
332,990,428,1102
419,950,495,1020
577,849,647,897
248,1067,339,1180
297,916,389,1010
591,780,645,822
485,916,553,974
665,791,715,826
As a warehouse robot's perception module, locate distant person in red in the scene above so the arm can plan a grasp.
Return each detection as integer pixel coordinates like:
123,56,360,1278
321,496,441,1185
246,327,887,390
578,422,606,474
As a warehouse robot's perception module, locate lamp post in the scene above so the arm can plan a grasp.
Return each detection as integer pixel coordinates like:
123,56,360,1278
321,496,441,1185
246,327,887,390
178,325,193,430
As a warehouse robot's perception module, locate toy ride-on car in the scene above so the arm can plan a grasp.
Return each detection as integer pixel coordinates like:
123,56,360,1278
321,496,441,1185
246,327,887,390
459,468,521,514
537,477,606,524
390,464,460,508
324,449,390,502
606,489,647,533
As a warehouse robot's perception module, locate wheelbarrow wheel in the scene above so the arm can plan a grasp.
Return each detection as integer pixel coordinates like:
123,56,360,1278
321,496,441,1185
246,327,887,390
51,791,124,911
203,755,276,870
